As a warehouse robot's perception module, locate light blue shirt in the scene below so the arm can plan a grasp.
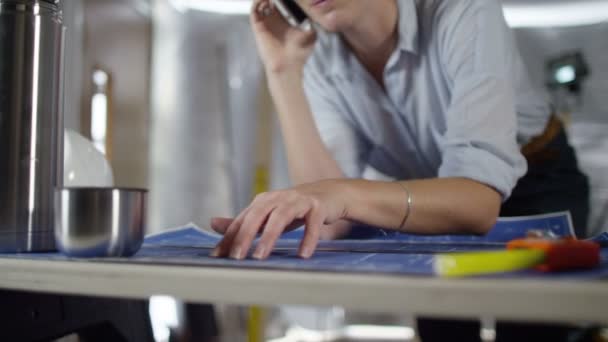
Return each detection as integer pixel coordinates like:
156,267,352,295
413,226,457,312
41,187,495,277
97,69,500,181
303,0,552,199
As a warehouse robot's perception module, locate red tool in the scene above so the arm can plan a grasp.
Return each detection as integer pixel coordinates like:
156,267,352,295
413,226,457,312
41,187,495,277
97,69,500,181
507,233,600,272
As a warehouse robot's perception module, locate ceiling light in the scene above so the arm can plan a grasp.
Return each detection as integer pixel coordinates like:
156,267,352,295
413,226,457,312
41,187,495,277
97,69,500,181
170,0,608,28
503,1,608,28
170,0,252,15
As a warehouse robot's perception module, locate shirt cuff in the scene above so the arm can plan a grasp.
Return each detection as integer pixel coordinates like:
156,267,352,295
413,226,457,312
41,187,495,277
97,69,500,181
438,144,527,201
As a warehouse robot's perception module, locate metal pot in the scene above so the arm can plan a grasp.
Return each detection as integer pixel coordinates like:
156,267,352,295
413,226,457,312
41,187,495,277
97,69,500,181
55,187,147,257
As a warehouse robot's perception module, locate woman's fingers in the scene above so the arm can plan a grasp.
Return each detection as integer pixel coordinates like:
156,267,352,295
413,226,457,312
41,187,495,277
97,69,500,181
210,209,250,257
299,204,324,258
251,0,272,22
210,217,234,234
211,189,331,260
227,200,278,259
212,192,273,257
251,0,283,27
252,0,295,38
252,203,304,259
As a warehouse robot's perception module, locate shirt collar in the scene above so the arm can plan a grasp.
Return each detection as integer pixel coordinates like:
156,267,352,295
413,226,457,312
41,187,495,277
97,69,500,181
328,0,420,77
397,0,420,55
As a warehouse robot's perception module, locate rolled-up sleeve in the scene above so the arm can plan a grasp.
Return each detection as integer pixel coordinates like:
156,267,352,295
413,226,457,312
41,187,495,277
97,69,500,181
303,61,370,178
437,0,527,200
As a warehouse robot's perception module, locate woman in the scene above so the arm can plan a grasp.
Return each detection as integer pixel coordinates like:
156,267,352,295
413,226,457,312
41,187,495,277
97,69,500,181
210,0,588,260
211,1,589,340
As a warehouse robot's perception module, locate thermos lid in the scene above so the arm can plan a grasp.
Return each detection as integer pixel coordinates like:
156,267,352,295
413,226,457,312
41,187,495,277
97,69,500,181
0,0,63,18
0,0,60,6
0,0,59,3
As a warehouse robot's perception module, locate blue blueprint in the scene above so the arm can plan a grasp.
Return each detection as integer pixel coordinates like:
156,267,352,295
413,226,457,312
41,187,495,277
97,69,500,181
3,212,608,279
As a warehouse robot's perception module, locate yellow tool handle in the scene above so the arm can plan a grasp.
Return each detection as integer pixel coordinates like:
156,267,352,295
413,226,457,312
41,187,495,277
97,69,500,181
434,249,546,278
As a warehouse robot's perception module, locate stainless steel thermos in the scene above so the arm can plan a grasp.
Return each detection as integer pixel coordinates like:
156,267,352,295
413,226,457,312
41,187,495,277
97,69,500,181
0,0,64,252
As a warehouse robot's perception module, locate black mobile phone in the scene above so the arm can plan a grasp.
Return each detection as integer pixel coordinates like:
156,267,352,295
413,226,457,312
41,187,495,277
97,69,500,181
272,0,312,30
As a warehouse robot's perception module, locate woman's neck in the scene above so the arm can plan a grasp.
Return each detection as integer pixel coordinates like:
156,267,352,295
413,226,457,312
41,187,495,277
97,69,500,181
341,0,399,85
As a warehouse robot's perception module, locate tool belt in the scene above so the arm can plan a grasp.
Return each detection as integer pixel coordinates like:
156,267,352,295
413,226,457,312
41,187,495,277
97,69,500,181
521,115,563,164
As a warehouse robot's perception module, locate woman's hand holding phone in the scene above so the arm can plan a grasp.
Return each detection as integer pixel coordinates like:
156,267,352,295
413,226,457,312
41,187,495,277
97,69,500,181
251,0,316,75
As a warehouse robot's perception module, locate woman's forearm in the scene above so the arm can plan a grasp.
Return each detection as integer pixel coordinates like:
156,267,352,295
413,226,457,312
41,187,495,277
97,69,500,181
266,71,353,240
340,178,501,235
267,71,345,185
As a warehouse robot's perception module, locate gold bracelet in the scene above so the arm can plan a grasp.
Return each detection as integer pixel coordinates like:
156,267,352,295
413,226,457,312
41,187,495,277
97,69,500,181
396,182,412,230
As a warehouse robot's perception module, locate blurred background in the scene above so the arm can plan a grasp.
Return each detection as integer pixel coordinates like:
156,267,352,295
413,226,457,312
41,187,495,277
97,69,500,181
57,0,608,341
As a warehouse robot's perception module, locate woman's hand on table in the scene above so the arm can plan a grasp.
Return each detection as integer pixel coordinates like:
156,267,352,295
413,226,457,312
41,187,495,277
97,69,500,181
209,177,501,260
210,180,347,260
